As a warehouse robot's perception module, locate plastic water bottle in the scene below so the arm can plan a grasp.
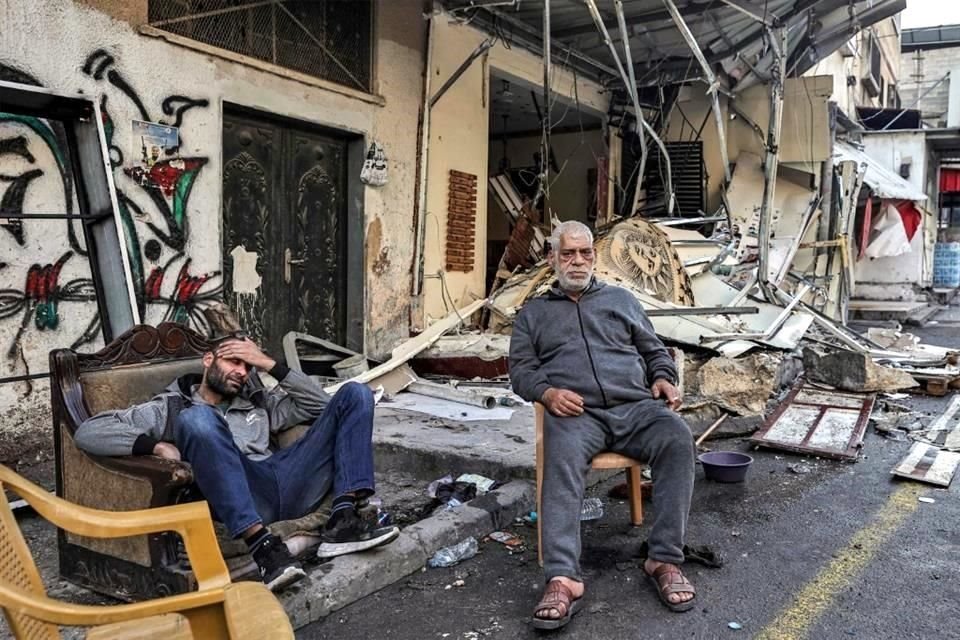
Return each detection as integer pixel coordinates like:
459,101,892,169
580,497,604,521
428,537,479,568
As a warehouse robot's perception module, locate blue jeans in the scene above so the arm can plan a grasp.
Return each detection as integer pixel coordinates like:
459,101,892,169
174,382,376,537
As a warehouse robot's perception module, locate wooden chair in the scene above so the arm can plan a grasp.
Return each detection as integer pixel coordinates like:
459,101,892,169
535,403,645,566
0,464,293,639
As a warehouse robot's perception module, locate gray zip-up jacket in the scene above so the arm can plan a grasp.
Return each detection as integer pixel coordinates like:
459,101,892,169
509,278,677,408
74,366,330,461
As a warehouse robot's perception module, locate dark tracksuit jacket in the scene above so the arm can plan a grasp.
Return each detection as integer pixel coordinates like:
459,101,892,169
509,278,677,407
509,278,693,577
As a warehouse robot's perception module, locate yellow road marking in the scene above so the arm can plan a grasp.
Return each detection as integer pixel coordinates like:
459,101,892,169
755,483,922,640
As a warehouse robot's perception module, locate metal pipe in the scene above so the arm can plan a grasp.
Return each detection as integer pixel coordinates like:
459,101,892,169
651,215,726,226
429,38,494,108
408,380,498,409
645,306,759,317
661,0,731,184
756,26,787,302
539,0,551,209
412,13,435,298
716,0,773,25
700,284,810,342
614,0,649,215
584,0,674,214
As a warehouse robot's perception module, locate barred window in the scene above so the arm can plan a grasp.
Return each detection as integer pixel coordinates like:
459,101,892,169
148,1,373,92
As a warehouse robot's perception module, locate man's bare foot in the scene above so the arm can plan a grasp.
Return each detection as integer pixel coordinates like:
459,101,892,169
644,559,695,607
533,577,584,623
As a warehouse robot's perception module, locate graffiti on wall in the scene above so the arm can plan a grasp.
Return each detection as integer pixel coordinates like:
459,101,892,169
0,49,222,382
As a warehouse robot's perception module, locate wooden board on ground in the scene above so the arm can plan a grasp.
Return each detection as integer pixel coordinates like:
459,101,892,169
910,395,960,451
325,299,486,394
751,381,875,460
892,442,960,487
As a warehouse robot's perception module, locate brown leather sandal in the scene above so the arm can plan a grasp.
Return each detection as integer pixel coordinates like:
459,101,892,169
532,580,584,630
645,563,696,613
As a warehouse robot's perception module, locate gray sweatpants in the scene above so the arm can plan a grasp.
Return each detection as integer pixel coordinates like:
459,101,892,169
541,398,695,582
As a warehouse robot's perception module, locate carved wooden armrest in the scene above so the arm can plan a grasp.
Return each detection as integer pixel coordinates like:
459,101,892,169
90,455,194,505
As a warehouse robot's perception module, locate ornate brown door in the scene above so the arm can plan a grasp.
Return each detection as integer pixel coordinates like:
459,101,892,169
222,109,349,359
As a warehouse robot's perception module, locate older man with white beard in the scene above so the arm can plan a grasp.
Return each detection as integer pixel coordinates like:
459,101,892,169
509,220,697,630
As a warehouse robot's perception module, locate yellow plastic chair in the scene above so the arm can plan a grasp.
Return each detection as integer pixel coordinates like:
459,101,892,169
535,403,645,566
0,464,293,639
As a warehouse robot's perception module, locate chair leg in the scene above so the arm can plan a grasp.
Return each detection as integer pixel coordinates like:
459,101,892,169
536,452,544,568
535,404,545,568
626,466,644,526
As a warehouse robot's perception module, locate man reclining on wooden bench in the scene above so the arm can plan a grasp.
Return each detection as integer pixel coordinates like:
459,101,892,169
74,330,398,593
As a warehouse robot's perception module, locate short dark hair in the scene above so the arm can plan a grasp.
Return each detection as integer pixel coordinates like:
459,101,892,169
207,331,251,354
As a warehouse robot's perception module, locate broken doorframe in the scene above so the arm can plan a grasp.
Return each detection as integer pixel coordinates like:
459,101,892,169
0,80,140,342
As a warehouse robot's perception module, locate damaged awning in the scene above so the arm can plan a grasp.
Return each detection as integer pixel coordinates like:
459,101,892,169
441,0,906,92
834,141,928,203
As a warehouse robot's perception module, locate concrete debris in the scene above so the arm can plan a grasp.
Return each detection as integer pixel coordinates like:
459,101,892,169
688,352,786,417
866,327,921,352
684,351,792,416
802,348,919,393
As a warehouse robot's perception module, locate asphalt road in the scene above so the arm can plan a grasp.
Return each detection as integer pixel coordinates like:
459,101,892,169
299,326,960,640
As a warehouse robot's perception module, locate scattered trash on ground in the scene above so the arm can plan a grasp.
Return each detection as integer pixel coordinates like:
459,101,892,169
457,473,497,494
579,497,604,521
429,537,479,568
486,531,525,552
918,496,937,504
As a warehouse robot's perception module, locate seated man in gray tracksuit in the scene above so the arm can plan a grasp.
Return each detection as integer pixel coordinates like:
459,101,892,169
74,332,398,593
509,220,697,630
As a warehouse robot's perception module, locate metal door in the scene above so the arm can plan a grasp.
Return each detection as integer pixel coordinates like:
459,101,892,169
222,109,348,359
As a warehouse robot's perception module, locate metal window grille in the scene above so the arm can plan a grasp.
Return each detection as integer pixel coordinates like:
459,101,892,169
148,1,373,92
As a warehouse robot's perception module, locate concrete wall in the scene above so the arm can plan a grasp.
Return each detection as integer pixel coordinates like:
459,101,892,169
420,14,608,323
901,45,960,126
855,131,934,289
805,17,902,115
0,0,425,463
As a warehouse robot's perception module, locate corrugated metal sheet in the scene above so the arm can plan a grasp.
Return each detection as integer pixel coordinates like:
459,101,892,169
834,141,928,203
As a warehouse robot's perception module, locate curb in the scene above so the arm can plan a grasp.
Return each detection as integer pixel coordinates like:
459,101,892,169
277,480,536,629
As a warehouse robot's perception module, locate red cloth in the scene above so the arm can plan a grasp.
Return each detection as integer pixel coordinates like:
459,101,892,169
941,168,960,193
894,200,922,241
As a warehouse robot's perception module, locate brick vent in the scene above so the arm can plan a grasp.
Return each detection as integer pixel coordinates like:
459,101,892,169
446,170,478,272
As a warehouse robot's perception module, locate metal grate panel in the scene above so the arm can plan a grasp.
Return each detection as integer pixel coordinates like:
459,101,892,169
148,1,373,92
644,141,705,218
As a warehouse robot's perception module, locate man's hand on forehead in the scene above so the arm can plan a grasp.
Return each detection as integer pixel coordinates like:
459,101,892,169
215,337,276,371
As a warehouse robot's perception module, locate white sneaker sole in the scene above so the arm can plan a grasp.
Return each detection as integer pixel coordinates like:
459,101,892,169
316,526,400,559
264,565,307,592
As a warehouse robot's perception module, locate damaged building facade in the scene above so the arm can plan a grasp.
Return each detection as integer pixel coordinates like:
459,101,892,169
0,0,428,459
0,0,940,465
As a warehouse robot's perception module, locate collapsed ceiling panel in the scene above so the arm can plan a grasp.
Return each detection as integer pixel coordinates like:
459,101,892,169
443,0,907,92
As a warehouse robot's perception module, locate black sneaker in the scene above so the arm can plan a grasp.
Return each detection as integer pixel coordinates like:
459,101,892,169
252,533,307,592
317,508,400,559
